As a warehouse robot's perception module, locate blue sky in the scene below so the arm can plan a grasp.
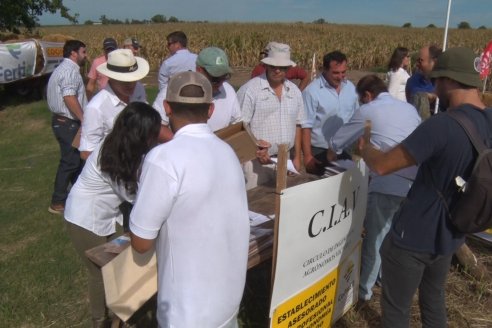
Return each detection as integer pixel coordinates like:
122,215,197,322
40,0,490,28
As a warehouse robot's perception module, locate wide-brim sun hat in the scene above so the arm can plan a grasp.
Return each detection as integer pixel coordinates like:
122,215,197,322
430,47,481,88
261,42,296,67
97,49,149,82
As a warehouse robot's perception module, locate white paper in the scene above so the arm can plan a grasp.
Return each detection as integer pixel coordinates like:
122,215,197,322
270,158,300,175
249,210,274,227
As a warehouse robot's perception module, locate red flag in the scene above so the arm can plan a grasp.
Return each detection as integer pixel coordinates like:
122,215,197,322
479,41,492,80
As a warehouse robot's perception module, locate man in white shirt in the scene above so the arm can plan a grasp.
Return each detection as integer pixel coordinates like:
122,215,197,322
153,46,241,141
130,71,249,328
46,39,88,214
79,49,149,160
157,31,197,90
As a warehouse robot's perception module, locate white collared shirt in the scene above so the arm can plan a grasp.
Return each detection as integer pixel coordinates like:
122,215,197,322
130,123,249,327
79,82,147,152
65,143,133,236
47,58,87,120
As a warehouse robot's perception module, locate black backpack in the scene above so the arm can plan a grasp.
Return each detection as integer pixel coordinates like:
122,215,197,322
436,109,492,233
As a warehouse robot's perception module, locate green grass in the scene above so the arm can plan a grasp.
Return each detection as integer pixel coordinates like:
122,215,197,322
0,99,90,327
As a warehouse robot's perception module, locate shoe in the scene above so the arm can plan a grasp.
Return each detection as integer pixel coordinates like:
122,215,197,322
48,203,64,215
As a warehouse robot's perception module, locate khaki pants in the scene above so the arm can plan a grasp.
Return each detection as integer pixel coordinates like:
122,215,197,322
65,221,123,320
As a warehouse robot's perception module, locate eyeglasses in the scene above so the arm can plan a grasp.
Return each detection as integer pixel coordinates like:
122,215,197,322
267,65,289,72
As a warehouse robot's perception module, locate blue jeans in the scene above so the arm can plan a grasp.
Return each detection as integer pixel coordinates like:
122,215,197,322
359,192,404,300
51,114,82,204
380,236,453,328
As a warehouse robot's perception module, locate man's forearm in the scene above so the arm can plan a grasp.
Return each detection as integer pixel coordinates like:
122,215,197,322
301,128,313,158
294,125,302,159
64,95,84,122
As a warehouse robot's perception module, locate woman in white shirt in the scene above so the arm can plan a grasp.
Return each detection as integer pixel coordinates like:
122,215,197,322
64,102,161,328
386,47,411,102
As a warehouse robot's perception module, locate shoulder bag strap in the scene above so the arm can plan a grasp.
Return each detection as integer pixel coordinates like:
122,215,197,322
446,109,489,153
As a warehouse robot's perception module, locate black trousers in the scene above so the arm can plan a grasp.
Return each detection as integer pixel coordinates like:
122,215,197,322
51,114,82,204
380,236,453,328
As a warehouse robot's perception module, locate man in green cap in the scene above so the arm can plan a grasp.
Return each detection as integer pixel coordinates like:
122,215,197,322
358,47,492,327
153,46,241,141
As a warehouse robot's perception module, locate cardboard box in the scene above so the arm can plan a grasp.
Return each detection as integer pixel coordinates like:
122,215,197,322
215,122,258,164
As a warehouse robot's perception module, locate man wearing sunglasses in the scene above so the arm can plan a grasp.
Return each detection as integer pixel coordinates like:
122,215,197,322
237,42,304,189
157,31,197,91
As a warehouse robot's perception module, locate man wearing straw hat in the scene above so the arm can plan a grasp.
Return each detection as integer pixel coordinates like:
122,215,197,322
130,71,249,328
237,42,304,188
79,49,149,160
359,47,492,327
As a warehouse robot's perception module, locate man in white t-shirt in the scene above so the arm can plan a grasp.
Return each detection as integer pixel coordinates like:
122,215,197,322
153,46,241,141
130,71,249,328
79,49,149,160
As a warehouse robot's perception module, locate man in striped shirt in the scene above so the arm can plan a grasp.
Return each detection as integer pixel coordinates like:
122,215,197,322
46,40,88,214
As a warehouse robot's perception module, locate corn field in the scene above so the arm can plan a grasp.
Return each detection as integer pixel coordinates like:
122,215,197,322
37,22,492,77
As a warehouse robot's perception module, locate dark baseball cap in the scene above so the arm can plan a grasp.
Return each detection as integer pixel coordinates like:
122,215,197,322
430,47,481,88
103,38,118,51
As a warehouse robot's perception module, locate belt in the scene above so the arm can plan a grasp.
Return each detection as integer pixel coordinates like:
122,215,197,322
53,113,80,124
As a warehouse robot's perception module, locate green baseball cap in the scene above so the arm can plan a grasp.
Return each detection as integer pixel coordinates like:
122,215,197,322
196,47,232,77
430,47,481,88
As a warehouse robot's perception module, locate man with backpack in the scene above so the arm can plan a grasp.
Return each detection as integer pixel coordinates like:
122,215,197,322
358,47,492,327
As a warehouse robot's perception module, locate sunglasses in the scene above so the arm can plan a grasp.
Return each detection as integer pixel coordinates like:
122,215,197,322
267,65,290,72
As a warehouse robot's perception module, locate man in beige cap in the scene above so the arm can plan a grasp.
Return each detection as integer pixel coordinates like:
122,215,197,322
130,71,249,328
79,48,149,160
237,42,304,188
153,46,241,140
359,47,492,327
123,37,140,56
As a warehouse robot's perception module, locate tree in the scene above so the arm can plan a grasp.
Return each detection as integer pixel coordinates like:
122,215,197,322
84,20,94,25
313,18,326,24
426,23,436,28
0,0,78,33
151,14,166,23
478,25,487,30
402,22,412,28
457,21,471,29
168,16,179,23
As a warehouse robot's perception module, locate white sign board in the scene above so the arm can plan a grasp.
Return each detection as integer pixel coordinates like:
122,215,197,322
270,164,368,327
0,41,37,83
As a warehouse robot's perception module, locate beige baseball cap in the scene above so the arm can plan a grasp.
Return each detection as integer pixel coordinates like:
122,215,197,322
166,71,213,104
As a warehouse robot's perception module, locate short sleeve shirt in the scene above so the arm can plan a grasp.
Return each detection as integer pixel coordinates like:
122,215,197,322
391,105,492,255
237,75,304,155
87,55,109,91
130,124,250,327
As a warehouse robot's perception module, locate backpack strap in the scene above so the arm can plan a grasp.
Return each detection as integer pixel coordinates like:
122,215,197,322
446,108,490,153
